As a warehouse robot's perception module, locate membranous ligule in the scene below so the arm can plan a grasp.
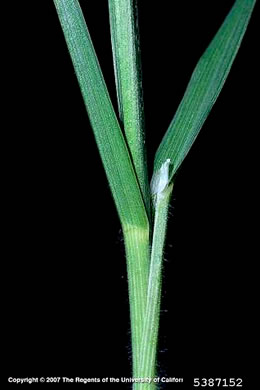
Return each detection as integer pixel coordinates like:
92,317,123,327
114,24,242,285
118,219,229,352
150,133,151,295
151,159,171,205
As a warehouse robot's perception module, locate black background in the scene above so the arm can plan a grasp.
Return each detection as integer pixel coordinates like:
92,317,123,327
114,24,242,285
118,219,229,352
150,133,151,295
5,1,258,388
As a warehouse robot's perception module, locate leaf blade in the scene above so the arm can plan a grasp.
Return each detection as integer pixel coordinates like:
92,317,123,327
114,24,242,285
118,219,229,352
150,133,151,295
53,0,148,229
154,0,256,180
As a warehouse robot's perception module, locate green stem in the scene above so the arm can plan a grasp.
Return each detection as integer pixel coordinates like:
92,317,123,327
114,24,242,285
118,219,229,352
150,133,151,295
108,0,151,220
135,182,173,389
123,224,150,378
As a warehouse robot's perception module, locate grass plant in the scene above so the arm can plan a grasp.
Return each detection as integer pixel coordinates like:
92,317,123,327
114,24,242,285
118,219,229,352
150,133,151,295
53,0,255,387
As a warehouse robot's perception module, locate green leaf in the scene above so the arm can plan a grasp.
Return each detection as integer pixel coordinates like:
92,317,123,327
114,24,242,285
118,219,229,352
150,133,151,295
53,3,151,380
53,0,148,230
154,0,256,181
108,0,151,219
